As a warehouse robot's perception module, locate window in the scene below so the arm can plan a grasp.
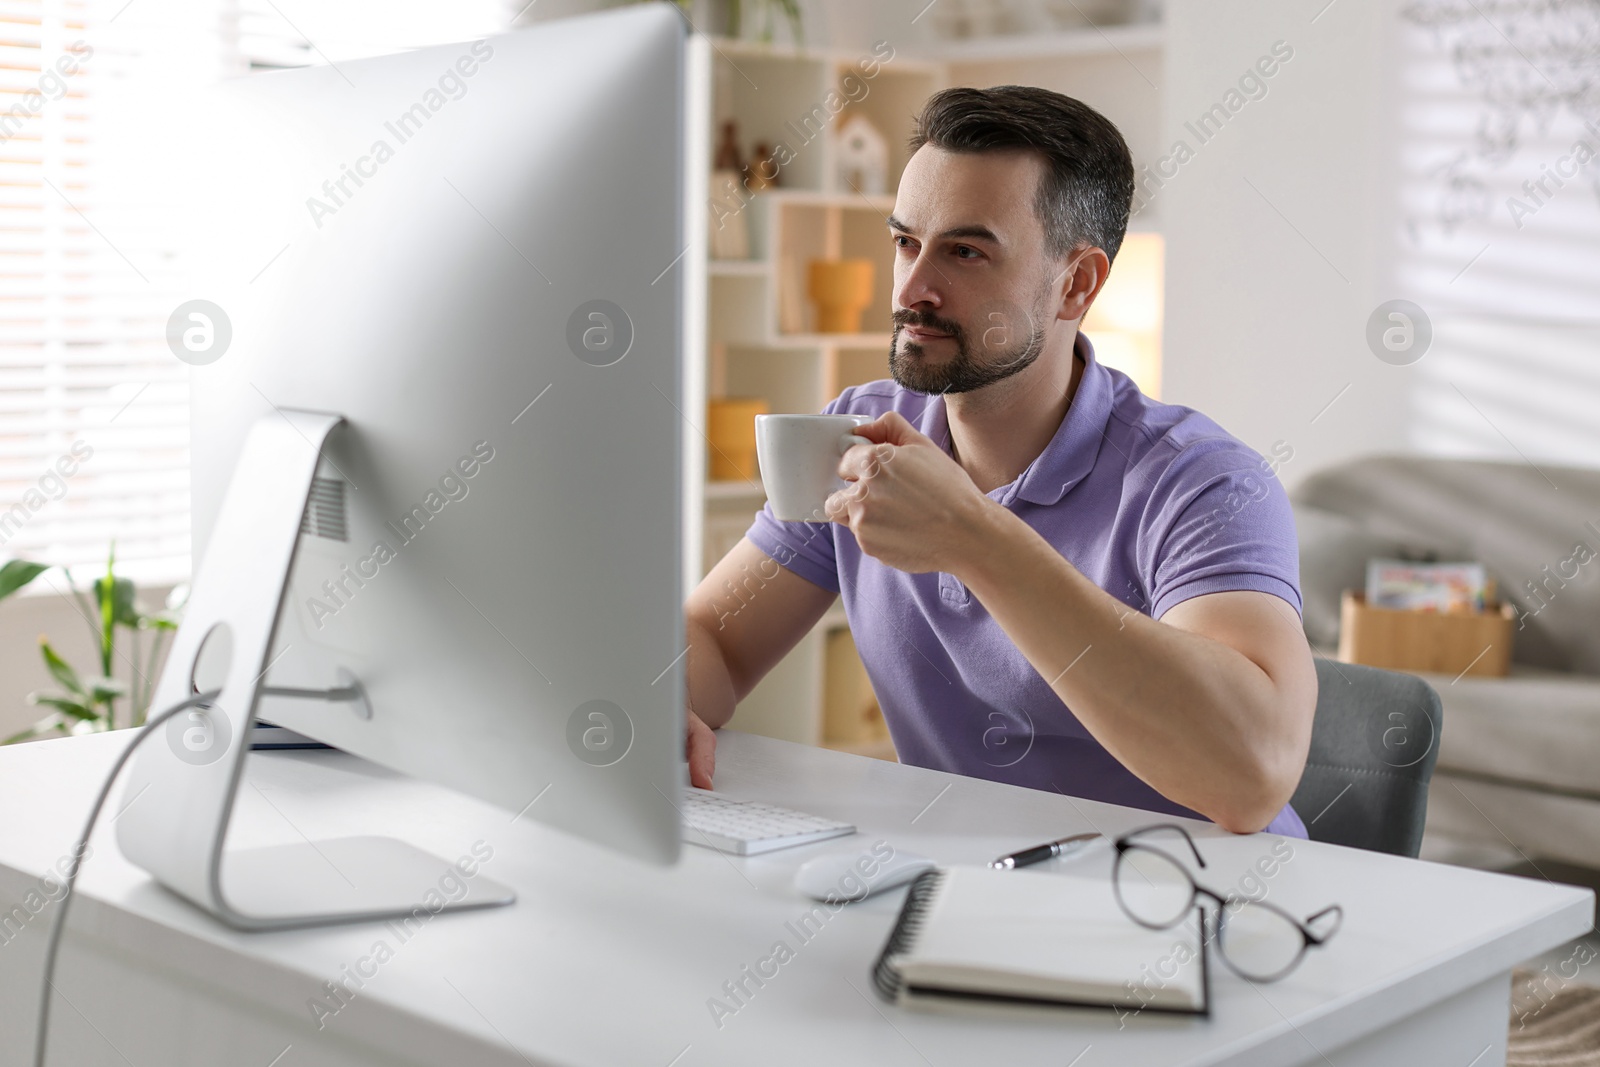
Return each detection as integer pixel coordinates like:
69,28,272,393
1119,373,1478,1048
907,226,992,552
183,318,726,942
0,0,230,583
0,0,504,585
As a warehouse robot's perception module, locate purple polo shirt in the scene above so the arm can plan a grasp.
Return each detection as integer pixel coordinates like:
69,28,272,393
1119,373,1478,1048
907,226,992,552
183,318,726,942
745,333,1308,838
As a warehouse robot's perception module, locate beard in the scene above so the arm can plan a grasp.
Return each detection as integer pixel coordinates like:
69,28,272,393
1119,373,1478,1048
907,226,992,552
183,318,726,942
888,298,1047,395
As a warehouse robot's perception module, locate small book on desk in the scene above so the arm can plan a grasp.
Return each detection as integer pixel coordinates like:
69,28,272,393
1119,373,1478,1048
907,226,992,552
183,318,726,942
873,866,1209,1016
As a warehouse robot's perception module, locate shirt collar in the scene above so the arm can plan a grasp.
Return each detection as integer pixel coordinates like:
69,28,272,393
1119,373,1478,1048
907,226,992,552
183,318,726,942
916,332,1115,508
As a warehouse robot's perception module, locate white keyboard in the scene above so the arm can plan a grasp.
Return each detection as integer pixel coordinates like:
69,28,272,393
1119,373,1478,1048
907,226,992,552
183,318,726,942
681,789,855,856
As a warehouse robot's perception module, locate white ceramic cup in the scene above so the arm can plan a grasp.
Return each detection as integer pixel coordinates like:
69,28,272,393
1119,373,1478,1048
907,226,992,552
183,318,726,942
754,413,873,522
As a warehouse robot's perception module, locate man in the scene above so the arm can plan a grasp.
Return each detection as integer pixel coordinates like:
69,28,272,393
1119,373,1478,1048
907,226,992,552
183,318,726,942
683,86,1315,836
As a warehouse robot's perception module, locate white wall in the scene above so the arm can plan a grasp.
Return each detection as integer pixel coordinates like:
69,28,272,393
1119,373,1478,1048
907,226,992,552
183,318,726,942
1160,0,1600,488
1158,0,1398,488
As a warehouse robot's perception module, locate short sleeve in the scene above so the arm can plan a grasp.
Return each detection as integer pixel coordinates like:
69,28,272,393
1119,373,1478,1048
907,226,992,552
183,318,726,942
1140,443,1303,620
741,391,856,594
745,504,840,593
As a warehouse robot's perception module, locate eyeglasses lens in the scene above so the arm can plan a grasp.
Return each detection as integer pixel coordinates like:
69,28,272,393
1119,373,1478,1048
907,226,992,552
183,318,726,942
1116,846,1194,928
1220,900,1305,981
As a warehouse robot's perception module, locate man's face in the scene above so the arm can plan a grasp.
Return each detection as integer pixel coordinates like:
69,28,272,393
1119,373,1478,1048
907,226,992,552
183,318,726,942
887,145,1060,395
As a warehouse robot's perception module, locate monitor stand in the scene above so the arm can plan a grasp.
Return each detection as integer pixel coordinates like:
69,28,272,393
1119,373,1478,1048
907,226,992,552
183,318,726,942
114,410,515,930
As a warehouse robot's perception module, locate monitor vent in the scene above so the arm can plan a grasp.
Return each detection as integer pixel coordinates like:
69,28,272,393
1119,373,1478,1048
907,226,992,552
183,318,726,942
300,477,349,542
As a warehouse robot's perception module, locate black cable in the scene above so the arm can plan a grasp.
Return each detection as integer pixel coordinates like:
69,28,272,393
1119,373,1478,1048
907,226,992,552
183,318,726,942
33,690,223,1067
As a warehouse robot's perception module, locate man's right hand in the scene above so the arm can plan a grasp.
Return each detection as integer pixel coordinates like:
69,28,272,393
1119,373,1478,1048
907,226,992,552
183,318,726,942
687,709,717,790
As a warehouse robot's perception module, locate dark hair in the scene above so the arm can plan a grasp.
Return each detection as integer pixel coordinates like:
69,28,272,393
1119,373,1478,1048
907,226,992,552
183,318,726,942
908,85,1135,263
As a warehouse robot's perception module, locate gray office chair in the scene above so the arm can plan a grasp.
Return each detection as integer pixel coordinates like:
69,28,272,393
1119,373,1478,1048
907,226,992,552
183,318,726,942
1289,659,1443,857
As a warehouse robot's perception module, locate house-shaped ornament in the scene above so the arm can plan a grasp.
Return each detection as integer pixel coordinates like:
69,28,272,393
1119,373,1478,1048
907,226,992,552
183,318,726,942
835,114,889,195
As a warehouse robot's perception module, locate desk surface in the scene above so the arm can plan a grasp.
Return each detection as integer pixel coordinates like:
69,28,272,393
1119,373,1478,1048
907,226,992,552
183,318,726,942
0,729,1590,1067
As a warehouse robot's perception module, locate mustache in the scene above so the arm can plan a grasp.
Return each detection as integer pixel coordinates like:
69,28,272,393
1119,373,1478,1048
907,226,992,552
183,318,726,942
892,308,964,339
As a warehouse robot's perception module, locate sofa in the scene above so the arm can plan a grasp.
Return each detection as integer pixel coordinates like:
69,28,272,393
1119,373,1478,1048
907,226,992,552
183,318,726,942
1290,455,1600,869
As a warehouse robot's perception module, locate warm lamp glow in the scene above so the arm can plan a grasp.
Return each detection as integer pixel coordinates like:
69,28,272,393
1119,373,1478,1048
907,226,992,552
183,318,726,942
1084,232,1164,398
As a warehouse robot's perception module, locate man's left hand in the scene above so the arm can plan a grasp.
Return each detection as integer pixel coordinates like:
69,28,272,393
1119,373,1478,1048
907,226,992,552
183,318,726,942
824,411,992,573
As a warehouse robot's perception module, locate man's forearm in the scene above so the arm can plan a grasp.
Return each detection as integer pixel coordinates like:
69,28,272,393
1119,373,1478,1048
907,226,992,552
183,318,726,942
684,616,738,729
951,500,1304,832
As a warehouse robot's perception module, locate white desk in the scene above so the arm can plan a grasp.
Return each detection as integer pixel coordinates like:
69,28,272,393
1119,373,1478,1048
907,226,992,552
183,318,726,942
0,729,1590,1067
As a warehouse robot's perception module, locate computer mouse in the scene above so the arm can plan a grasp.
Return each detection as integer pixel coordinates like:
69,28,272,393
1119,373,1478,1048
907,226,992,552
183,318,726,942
794,845,936,903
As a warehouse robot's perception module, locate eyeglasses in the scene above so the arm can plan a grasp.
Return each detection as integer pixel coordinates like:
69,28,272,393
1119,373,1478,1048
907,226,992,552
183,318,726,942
1111,824,1343,983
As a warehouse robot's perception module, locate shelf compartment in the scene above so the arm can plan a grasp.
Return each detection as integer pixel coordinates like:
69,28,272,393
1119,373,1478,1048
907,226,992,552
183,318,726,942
839,206,897,335
711,50,833,193
831,62,943,193
773,200,897,337
722,344,826,420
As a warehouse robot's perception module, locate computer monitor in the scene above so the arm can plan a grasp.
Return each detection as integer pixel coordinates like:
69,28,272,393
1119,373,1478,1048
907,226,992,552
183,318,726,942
115,6,696,930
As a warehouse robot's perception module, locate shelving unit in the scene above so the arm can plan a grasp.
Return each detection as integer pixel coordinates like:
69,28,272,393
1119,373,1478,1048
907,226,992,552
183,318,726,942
685,24,1166,754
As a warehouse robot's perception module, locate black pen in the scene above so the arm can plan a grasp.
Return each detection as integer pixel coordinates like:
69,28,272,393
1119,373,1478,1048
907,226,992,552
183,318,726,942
989,831,1102,870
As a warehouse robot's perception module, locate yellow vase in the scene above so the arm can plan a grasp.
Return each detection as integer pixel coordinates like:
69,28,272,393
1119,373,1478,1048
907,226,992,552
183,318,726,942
807,259,875,334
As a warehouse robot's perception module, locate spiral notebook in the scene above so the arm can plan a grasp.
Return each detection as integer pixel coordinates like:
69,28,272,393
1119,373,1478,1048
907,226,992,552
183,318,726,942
872,866,1209,1016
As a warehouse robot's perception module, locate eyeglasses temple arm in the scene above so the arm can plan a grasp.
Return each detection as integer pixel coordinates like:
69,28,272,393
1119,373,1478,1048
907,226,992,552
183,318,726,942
1303,903,1344,944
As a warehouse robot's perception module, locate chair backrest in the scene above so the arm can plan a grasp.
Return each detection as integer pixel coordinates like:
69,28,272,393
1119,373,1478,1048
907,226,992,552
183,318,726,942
1290,659,1443,857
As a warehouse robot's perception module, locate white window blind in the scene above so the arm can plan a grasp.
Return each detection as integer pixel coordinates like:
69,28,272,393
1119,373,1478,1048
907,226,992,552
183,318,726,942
0,0,231,584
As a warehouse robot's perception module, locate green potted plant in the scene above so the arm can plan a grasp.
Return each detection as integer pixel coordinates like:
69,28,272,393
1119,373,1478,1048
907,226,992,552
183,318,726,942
0,549,182,743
